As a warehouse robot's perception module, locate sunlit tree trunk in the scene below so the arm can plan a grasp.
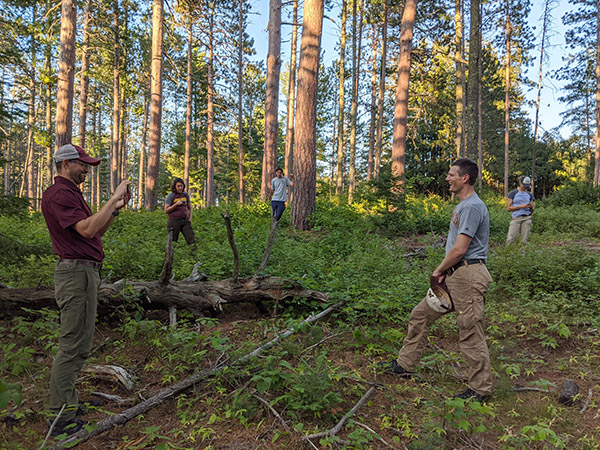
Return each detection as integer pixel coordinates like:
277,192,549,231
291,0,323,230
532,0,552,195
391,0,417,205
184,17,193,190
367,26,378,182
55,0,77,148
477,1,483,192
145,0,164,210
374,0,388,179
335,0,347,196
205,3,216,207
138,96,149,210
44,46,53,188
261,0,282,200
237,0,245,203
111,0,121,192
348,0,362,204
595,0,600,187
504,0,510,197
21,8,37,202
465,0,480,159
455,0,465,158
284,0,299,177
78,0,91,149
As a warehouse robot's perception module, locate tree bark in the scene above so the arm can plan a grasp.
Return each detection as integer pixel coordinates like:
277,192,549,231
145,0,164,211
0,277,328,319
454,0,465,158
237,0,246,204
374,0,388,179
78,0,92,150
284,0,299,178
185,17,193,191
138,96,149,210
465,0,480,160
504,0,510,197
111,0,121,193
391,0,417,204
335,0,348,196
261,0,282,201
55,0,77,148
291,0,324,230
366,26,378,182
205,3,216,207
595,0,600,187
348,0,362,204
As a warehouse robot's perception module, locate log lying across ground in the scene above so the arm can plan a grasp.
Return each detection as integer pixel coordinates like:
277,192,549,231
0,276,328,318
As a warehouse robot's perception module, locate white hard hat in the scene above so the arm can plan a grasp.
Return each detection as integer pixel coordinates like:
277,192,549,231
426,278,453,313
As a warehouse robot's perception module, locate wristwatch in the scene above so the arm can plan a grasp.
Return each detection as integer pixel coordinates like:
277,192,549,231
112,210,120,217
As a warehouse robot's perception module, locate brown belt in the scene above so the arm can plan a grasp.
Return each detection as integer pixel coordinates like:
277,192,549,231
59,258,102,270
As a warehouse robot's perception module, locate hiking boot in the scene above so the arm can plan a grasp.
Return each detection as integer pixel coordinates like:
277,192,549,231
377,360,408,375
453,388,490,403
47,417,89,437
76,399,101,416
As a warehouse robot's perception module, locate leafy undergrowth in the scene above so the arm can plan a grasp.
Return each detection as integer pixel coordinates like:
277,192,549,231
1,198,600,449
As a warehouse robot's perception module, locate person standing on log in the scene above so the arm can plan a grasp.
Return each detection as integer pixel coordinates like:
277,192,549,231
164,177,196,251
41,143,131,436
271,168,293,222
379,158,494,402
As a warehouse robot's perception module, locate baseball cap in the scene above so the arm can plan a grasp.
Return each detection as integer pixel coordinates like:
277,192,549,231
54,144,100,166
521,176,531,187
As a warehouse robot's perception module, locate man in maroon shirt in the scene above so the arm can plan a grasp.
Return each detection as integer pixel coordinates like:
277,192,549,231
42,143,131,437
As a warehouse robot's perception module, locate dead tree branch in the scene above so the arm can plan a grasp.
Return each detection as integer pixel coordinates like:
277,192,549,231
158,230,174,285
257,215,278,273
53,301,341,448
221,210,239,283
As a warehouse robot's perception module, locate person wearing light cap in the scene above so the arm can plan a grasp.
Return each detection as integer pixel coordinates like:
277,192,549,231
506,176,535,245
41,143,131,437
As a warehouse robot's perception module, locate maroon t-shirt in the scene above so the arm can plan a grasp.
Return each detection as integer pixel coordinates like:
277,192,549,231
42,176,104,262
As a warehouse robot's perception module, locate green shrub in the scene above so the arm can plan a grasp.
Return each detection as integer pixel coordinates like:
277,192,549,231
545,182,600,207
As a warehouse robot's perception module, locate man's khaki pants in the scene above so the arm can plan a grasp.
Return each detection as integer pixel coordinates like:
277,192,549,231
50,261,100,422
397,263,494,396
506,215,532,244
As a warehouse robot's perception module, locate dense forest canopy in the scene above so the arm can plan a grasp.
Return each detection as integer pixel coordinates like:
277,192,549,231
0,0,599,219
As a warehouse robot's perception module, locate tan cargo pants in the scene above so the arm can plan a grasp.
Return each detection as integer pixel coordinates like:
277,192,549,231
396,263,494,396
506,215,532,244
50,261,100,422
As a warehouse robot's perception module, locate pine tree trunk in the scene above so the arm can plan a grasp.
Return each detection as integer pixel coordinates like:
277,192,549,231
145,0,164,211
348,0,362,204
111,0,121,193
261,0,282,201
595,1,600,187
465,0,480,160
55,0,76,148
366,26,378,182
504,0,510,198
238,0,245,204
291,0,324,230
455,0,465,158
284,0,299,177
44,42,53,190
335,0,347,196
374,0,388,179
138,96,149,210
78,0,92,149
205,5,216,207
185,18,193,191
391,0,417,204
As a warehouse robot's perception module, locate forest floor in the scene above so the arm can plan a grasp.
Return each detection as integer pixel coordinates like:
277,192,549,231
2,232,600,449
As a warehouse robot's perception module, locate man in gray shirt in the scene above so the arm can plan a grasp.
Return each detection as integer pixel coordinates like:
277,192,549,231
271,168,294,221
380,158,494,402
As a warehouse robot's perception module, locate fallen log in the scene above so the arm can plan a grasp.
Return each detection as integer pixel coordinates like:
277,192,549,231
0,275,328,318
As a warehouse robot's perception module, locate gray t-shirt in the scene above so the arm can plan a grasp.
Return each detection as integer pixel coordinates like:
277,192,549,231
272,176,292,202
446,192,489,260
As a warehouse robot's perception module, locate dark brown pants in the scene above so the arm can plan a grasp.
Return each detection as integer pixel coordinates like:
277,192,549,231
167,217,196,245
